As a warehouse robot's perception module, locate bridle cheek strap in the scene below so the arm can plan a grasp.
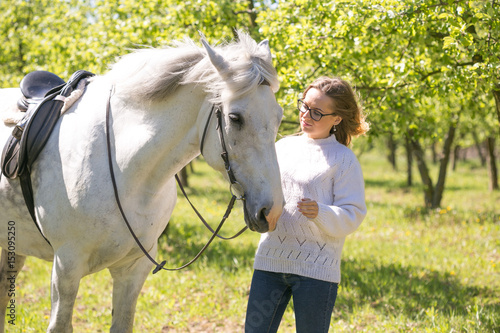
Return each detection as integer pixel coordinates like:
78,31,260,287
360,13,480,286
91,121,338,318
176,103,248,239
200,103,244,198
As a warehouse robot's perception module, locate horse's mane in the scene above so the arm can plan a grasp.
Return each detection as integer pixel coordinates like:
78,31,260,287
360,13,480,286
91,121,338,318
106,32,279,105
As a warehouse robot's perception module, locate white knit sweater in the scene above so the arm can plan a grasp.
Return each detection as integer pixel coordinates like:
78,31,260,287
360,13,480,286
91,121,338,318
253,134,367,283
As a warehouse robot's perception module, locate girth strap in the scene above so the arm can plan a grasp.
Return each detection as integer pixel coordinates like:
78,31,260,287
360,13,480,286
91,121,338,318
19,172,47,243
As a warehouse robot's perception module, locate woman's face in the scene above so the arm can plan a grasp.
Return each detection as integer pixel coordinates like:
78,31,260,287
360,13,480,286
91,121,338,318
299,88,342,139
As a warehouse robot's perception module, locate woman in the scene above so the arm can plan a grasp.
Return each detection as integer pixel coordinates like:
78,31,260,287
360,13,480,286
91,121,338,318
245,77,369,333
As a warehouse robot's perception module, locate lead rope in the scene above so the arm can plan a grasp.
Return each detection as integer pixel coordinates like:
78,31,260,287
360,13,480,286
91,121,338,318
105,87,238,273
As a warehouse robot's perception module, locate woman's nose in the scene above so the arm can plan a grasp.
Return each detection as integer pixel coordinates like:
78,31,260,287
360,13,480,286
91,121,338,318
302,109,312,119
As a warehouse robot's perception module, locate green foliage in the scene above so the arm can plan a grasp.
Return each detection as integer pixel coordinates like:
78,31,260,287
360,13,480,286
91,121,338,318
0,0,93,84
258,0,499,139
1,0,498,139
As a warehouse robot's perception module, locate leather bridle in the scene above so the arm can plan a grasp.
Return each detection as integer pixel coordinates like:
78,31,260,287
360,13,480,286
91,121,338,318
177,103,248,240
105,88,251,273
199,103,245,201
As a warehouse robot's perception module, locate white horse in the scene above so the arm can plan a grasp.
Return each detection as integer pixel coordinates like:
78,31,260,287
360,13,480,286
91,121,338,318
0,32,284,332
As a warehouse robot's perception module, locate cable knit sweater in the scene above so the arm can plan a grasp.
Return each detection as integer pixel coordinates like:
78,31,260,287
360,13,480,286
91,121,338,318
253,134,367,283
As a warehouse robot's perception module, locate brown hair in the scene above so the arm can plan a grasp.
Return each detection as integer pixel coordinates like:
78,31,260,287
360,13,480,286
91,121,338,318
303,77,369,146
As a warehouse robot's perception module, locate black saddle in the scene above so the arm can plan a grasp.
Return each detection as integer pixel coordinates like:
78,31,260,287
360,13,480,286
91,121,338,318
1,70,95,244
2,70,95,179
17,71,65,111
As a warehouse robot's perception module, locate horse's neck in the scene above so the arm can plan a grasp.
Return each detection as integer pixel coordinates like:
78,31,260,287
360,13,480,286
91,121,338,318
111,85,207,195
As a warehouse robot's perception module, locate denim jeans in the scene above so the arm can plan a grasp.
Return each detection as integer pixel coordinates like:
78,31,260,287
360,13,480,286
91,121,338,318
245,270,338,333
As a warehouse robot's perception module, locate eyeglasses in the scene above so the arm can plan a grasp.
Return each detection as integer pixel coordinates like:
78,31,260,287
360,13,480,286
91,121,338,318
297,99,336,121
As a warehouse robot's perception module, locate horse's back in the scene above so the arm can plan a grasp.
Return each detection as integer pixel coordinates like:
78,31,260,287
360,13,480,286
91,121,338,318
0,88,23,135
0,87,22,107
0,77,176,264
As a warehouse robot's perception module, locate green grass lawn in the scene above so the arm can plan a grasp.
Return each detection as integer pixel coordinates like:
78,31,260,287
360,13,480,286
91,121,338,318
9,144,500,332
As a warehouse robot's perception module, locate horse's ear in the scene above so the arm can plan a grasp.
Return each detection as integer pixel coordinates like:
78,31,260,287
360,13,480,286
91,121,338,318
201,38,230,78
258,40,272,62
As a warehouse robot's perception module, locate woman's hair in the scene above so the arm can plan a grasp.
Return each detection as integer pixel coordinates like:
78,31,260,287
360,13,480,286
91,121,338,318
302,77,369,146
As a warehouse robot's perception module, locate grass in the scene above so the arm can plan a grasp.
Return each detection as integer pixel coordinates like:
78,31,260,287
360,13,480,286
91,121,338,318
7,142,500,332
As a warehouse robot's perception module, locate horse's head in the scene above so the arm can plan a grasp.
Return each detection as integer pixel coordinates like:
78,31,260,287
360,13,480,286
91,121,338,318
198,33,284,233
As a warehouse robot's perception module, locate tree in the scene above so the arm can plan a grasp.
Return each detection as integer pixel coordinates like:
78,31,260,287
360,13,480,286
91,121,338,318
0,0,93,86
259,0,499,207
1,0,498,207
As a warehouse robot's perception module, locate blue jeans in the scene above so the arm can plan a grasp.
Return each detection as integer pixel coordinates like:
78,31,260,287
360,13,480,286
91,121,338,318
245,270,338,333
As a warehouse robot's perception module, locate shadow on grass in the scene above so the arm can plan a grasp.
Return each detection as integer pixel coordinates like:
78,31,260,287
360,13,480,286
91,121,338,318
365,178,410,189
160,221,258,273
338,258,499,330
365,200,499,226
160,223,499,330
364,176,487,192
177,186,231,204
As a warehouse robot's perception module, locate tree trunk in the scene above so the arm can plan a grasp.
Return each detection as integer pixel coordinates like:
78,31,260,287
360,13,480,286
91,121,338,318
387,133,397,170
493,86,500,136
490,87,500,190
247,0,258,27
431,142,438,164
409,132,434,208
452,144,460,171
471,130,486,166
405,136,413,186
177,166,189,187
432,119,459,208
486,136,499,191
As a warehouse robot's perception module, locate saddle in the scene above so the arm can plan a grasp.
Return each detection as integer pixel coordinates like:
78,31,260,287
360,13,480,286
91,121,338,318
1,70,95,242
16,70,66,111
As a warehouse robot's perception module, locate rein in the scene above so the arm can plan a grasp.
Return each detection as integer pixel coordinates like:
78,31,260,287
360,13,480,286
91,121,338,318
105,87,246,273
176,104,247,240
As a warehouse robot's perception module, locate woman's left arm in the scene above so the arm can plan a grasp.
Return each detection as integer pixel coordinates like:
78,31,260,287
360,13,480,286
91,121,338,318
309,159,367,238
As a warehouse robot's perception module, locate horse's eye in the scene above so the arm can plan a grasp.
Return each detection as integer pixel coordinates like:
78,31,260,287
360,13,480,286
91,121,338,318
228,113,244,129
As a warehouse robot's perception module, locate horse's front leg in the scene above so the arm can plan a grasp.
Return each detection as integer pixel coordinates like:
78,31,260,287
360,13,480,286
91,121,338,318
0,249,26,333
108,246,155,333
47,249,86,333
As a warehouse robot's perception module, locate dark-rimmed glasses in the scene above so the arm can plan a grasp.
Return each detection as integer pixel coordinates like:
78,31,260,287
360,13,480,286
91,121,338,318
297,99,336,121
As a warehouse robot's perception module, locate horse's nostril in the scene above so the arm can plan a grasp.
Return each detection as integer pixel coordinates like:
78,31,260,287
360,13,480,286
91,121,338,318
259,208,268,222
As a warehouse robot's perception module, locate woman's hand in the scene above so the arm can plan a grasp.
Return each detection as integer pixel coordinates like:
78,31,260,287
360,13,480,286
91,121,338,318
297,198,318,219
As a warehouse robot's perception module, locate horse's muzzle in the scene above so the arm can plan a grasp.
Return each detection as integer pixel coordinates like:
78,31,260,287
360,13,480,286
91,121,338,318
243,200,279,233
